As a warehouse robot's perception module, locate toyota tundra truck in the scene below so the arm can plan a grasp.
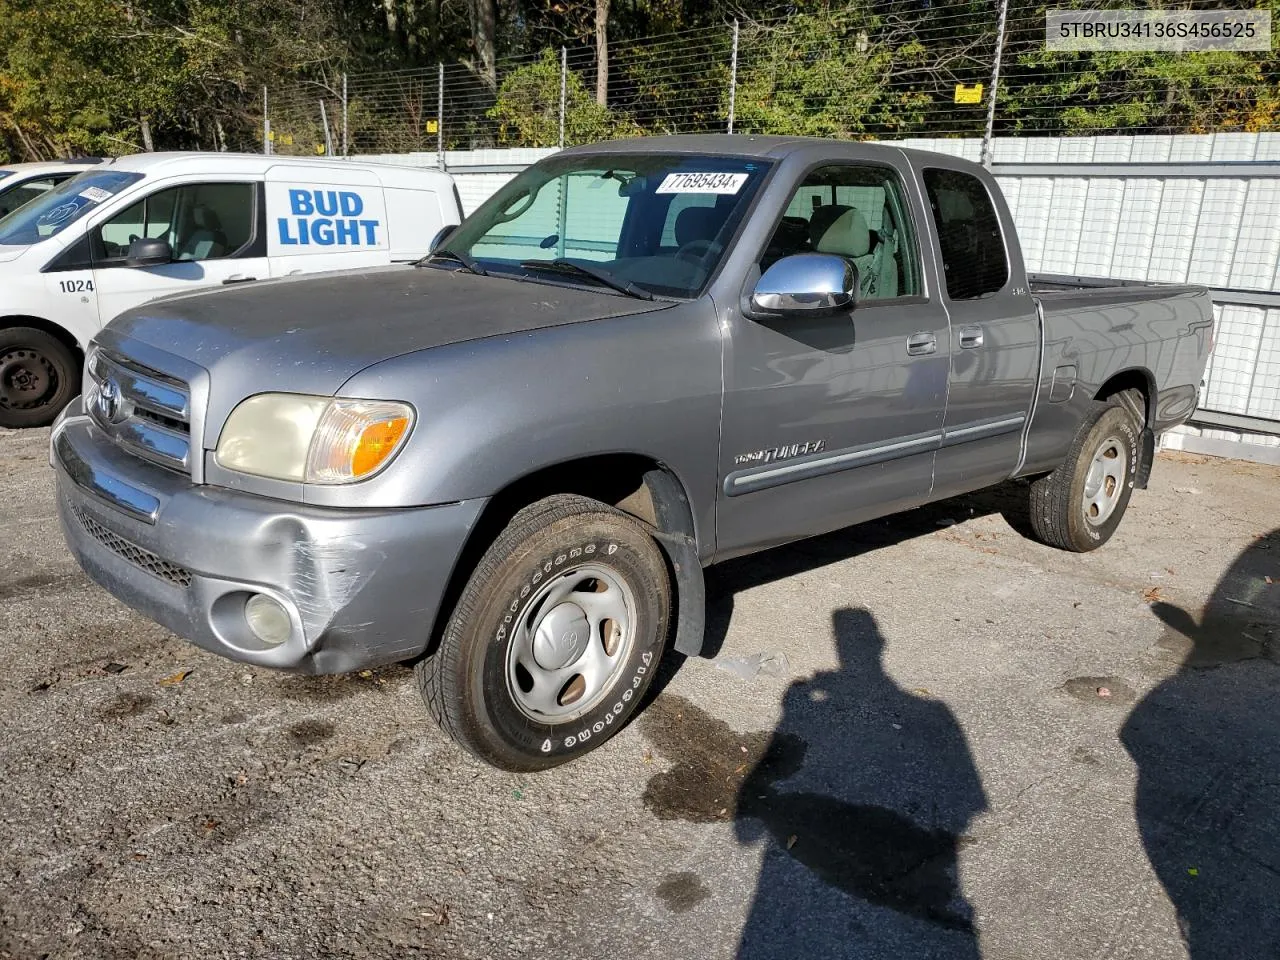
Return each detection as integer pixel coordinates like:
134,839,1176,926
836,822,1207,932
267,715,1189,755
51,135,1214,770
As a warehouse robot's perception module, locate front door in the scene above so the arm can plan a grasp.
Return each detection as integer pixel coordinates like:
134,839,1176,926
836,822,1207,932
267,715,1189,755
920,164,1042,499
92,181,266,323
716,163,951,560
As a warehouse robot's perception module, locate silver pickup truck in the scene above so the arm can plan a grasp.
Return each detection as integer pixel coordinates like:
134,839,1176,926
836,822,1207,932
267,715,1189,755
51,135,1213,770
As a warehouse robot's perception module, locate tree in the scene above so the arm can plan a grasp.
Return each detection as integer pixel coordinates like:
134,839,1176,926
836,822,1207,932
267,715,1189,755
486,49,638,146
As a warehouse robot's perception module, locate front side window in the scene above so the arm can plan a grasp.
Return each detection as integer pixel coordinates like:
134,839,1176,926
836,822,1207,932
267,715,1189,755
922,168,1009,300
0,170,143,246
437,153,771,299
762,164,920,300
97,182,254,263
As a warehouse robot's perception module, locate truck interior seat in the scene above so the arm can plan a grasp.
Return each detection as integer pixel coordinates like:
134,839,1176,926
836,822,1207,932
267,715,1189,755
673,205,730,250
176,206,228,261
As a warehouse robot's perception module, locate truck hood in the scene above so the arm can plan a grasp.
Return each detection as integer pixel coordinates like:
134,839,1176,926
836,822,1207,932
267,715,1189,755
101,265,671,439
0,245,28,263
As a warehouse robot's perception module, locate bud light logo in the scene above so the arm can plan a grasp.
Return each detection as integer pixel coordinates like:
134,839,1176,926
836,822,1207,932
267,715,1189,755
275,189,382,247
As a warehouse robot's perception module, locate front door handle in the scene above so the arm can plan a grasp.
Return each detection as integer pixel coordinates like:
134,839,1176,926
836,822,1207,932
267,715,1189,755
959,325,984,349
906,332,937,356
222,275,258,285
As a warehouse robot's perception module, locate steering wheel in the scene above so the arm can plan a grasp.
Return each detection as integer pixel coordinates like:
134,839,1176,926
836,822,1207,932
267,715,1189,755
675,239,722,264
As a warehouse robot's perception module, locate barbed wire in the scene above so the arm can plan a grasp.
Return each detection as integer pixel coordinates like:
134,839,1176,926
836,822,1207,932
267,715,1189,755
263,1,1279,157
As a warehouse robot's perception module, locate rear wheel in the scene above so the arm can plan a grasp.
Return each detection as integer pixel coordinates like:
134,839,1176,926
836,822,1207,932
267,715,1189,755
0,327,79,429
418,494,671,771
1028,399,1141,552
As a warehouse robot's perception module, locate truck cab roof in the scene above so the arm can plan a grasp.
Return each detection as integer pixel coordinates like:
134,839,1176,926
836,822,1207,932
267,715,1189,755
557,133,988,173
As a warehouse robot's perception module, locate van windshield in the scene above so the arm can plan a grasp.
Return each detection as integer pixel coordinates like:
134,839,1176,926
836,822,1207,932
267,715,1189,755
435,153,772,299
0,170,143,246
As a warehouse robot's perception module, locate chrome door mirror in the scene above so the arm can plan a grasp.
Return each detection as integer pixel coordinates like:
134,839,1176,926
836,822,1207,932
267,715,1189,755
750,253,857,318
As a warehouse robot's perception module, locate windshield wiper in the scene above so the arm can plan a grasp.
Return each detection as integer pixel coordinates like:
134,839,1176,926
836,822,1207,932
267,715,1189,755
519,259,653,301
418,248,487,276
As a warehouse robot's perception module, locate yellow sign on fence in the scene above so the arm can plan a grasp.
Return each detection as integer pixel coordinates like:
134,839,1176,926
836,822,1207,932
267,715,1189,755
426,119,439,134
954,83,983,104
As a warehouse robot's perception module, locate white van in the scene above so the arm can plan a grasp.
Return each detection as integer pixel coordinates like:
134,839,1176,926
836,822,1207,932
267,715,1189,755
0,159,104,219
0,152,461,427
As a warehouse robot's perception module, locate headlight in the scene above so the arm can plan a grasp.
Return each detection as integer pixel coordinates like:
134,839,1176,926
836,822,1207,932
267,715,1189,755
215,393,413,484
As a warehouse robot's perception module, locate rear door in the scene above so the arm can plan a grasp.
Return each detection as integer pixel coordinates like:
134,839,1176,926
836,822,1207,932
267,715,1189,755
715,160,951,559
918,162,1042,498
91,179,267,322
264,165,388,276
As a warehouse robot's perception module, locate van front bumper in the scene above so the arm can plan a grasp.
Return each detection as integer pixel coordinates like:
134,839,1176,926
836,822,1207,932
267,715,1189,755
52,400,485,674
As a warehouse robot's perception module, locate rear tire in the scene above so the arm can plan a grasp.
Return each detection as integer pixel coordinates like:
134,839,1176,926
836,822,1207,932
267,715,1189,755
0,327,80,429
1028,399,1141,552
418,494,671,771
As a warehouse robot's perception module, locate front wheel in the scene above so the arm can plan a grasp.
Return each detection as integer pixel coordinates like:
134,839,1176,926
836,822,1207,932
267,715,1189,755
418,494,671,770
1028,399,1141,552
0,327,80,429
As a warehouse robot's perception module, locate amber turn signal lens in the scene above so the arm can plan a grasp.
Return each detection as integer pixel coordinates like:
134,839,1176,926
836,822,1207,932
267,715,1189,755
352,416,410,477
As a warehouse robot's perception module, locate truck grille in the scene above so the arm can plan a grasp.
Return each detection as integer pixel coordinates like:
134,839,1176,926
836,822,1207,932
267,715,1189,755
84,348,192,475
70,503,193,587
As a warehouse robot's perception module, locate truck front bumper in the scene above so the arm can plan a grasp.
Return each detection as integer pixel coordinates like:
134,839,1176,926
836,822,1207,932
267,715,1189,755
52,400,486,674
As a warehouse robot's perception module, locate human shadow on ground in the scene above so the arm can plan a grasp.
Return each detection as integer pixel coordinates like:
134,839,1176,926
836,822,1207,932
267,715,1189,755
1121,527,1280,959
648,609,987,958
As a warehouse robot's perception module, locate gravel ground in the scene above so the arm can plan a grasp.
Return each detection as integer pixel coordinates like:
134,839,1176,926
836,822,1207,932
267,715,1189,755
1,424,1277,960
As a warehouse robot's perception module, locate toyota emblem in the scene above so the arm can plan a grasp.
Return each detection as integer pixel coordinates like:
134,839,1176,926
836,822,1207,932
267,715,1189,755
95,377,126,424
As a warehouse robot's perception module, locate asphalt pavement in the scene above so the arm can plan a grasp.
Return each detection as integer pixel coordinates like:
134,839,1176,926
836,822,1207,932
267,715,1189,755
1,423,1277,960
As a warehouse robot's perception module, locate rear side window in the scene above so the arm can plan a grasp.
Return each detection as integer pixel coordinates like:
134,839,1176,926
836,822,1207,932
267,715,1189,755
922,168,1008,300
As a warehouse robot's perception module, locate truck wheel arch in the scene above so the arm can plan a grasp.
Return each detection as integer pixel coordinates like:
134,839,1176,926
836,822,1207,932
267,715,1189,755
1093,368,1156,487
427,455,709,663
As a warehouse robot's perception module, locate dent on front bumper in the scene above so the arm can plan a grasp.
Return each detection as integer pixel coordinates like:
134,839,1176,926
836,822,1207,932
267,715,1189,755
51,399,486,674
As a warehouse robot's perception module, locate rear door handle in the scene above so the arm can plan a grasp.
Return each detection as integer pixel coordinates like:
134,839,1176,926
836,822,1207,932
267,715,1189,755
959,325,984,349
222,275,258,285
906,332,937,356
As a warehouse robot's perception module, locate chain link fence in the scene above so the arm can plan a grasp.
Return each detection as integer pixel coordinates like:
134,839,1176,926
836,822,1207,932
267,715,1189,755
262,2,1278,161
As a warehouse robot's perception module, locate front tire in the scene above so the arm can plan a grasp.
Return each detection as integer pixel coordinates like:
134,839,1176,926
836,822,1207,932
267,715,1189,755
418,494,671,771
1028,399,1141,552
0,327,80,429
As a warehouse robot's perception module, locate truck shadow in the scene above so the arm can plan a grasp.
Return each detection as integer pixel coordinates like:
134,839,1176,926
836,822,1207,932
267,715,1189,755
1120,527,1280,958
702,480,1031,661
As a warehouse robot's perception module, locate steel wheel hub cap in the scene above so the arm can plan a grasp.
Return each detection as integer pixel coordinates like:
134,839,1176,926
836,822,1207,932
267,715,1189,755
506,562,636,724
0,349,54,410
1082,435,1126,526
532,602,591,670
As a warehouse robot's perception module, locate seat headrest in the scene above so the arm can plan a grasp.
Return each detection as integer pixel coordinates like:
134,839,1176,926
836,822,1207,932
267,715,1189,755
674,206,726,247
814,208,871,259
807,204,852,247
191,205,223,231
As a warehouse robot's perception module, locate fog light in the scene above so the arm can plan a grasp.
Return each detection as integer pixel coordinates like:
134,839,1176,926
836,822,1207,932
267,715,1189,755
244,593,291,647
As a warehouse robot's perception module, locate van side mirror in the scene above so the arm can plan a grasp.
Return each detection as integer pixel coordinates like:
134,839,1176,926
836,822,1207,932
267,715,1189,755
429,224,457,253
750,253,857,318
125,237,173,267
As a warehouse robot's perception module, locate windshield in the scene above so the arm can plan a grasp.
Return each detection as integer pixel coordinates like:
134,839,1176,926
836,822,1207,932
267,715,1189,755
0,170,142,246
436,153,772,298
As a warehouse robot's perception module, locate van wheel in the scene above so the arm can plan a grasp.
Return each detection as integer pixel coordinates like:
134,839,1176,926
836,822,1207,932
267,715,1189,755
1028,399,1141,552
0,327,79,429
418,494,671,771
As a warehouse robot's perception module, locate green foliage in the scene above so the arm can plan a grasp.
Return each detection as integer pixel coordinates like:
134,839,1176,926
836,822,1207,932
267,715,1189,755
733,10,934,138
0,0,1275,163
486,51,639,147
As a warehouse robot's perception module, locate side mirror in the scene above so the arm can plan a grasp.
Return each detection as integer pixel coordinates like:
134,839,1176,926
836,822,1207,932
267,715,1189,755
750,253,857,318
125,237,173,267
429,223,457,253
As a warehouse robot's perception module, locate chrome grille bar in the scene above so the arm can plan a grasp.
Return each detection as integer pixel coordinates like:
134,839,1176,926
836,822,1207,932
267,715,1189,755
86,347,192,475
